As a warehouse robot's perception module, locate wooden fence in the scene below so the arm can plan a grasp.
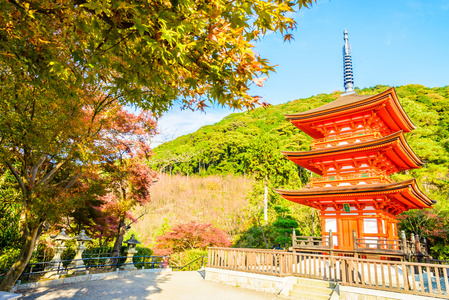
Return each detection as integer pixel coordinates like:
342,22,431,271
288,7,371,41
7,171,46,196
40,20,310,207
208,247,449,299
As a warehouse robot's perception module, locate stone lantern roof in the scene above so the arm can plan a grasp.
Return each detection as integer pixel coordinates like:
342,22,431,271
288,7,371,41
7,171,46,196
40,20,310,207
124,234,141,245
50,229,72,241
73,230,92,241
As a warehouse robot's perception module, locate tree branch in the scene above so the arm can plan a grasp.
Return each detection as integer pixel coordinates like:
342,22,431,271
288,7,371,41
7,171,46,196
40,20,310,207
30,155,46,184
63,173,81,192
4,160,26,195
36,160,66,187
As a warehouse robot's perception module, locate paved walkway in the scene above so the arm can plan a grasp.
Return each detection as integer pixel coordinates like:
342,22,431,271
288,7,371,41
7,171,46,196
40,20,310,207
19,270,279,300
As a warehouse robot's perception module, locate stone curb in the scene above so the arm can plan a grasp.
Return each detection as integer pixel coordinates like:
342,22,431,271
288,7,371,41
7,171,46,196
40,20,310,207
15,268,172,291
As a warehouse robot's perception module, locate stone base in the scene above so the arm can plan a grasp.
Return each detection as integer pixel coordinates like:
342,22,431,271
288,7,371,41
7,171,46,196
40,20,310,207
120,264,137,271
16,268,172,291
67,263,88,275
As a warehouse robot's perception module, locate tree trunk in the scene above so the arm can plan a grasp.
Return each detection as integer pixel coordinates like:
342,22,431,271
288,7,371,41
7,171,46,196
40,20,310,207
263,175,268,224
256,216,269,249
111,218,127,258
0,223,42,292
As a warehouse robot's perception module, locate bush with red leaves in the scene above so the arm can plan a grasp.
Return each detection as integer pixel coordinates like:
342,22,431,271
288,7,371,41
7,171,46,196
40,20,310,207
153,221,231,255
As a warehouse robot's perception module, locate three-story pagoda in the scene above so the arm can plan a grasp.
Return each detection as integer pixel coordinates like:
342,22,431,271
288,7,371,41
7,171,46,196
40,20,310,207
275,31,434,251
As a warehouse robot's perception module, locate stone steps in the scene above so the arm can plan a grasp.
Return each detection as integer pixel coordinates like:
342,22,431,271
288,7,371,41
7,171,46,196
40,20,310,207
288,277,336,300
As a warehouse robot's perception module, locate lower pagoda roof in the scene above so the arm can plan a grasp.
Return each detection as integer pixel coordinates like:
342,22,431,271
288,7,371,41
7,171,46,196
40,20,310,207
281,131,424,175
274,179,435,215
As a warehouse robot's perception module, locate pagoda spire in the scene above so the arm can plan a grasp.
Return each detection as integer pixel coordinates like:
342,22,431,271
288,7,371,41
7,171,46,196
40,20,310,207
342,29,356,96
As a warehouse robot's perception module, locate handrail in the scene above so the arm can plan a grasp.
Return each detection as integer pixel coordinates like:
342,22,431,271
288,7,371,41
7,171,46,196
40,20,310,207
15,255,169,282
172,255,206,271
310,171,390,183
311,130,381,146
208,247,448,298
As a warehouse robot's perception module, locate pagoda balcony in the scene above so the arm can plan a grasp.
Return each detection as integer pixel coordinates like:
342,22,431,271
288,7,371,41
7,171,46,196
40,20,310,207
311,130,382,150
292,229,428,260
309,171,392,188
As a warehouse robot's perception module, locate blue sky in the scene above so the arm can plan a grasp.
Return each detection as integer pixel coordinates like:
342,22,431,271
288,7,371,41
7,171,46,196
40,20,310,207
152,0,449,146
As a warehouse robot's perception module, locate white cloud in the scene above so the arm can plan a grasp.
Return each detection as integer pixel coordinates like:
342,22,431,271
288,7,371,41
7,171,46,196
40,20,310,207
151,108,234,147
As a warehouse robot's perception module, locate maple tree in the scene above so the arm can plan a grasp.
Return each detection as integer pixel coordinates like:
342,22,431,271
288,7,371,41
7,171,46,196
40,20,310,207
94,109,158,258
153,221,231,255
0,80,157,291
1,0,314,114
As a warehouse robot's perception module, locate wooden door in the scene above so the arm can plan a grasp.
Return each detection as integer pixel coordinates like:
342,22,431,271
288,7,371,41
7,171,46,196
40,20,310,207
340,218,358,250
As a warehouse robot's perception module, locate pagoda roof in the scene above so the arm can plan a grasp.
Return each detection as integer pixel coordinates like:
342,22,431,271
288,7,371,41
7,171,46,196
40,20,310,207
274,179,435,214
285,88,417,138
281,131,424,175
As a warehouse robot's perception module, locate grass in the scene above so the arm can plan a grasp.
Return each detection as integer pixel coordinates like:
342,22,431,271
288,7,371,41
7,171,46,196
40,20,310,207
133,173,254,246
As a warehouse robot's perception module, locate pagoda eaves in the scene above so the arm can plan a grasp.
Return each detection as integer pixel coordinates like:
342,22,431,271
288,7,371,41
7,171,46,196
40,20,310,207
281,131,424,176
285,88,416,139
274,178,434,213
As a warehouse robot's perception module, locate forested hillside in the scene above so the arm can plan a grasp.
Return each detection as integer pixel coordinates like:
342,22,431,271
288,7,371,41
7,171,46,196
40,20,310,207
152,84,449,191
150,84,449,257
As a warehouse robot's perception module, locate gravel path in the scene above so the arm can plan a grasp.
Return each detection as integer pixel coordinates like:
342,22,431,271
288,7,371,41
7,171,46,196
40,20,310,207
19,270,280,300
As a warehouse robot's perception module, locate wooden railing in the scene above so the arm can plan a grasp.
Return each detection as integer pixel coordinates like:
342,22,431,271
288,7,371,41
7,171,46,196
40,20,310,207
208,247,449,299
355,237,404,253
293,236,331,250
309,171,390,182
309,171,392,188
311,130,382,149
292,230,428,261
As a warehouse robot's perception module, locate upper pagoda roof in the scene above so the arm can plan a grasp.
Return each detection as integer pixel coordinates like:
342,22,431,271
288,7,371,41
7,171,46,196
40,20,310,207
274,179,435,214
285,88,417,138
282,131,424,175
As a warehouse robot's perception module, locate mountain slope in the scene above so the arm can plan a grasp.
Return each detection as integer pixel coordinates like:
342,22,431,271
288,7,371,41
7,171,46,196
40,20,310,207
152,84,449,192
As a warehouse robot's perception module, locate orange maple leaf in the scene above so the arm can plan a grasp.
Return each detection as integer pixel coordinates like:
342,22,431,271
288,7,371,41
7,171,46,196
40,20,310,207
283,34,294,43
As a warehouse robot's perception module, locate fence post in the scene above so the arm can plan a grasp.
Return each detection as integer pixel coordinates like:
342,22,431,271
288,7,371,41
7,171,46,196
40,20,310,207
416,234,421,253
292,228,297,248
422,237,429,262
329,230,333,249
401,230,408,260
353,230,358,258
411,233,416,261
329,230,334,279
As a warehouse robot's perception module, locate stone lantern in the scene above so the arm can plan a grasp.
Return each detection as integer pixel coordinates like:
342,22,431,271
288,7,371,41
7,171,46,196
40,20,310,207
121,234,141,271
44,229,72,278
68,230,92,274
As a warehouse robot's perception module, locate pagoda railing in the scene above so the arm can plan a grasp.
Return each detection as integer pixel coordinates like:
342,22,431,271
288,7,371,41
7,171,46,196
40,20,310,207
309,171,392,187
292,230,428,261
354,237,404,255
293,235,331,250
311,130,382,149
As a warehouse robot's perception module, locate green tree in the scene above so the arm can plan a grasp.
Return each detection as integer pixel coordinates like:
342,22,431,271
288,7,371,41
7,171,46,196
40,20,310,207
272,205,298,248
0,87,148,291
245,134,301,223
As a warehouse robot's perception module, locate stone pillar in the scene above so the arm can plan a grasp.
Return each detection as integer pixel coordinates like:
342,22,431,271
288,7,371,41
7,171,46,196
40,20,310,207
44,229,72,278
121,234,141,271
68,230,92,274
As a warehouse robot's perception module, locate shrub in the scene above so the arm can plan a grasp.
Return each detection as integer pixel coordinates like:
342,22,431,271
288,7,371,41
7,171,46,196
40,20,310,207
153,221,231,255
170,249,207,270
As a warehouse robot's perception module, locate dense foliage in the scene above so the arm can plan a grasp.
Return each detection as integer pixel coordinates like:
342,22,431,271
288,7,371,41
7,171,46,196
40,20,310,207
0,0,314,115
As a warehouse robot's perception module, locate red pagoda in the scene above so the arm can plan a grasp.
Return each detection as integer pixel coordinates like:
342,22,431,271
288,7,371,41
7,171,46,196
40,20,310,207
275,31,434,251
